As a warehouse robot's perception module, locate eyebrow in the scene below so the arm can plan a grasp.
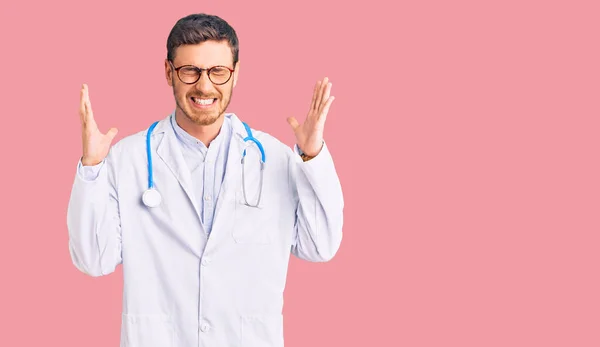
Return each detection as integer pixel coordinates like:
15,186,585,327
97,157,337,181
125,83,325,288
179,63,233,68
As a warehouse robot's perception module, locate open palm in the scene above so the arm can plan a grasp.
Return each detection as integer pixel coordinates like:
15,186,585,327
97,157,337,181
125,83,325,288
79,84,118,166
287,77,335,157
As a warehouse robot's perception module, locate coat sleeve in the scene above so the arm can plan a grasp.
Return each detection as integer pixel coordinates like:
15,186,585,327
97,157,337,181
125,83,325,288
67,145,122,277
289,141,344,262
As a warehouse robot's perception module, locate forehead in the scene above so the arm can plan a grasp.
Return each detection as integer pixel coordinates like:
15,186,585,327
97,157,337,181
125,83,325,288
172,40,234,68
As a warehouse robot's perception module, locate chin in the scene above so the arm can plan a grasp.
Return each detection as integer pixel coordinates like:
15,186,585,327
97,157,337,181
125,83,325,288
188,110,221,126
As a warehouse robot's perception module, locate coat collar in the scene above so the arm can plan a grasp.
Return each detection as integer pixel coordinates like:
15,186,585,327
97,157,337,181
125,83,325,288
150,111,249,141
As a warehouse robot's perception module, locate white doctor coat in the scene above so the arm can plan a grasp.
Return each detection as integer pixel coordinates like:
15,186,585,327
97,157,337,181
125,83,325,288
67,113,344,347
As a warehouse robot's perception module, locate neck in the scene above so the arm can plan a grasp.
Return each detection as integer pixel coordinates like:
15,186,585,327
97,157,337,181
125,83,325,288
174,111,224,147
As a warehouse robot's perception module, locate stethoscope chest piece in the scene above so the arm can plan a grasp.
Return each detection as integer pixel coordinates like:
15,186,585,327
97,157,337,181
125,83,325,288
143,188,162,208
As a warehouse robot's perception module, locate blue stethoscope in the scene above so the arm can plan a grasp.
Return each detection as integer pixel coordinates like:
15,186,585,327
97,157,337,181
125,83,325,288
142,120,266,208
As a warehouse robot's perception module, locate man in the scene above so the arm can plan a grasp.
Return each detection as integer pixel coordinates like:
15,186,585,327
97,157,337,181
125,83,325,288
67,13,343,347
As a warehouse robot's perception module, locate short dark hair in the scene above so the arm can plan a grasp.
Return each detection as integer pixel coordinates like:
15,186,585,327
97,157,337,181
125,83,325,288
166,13,239,65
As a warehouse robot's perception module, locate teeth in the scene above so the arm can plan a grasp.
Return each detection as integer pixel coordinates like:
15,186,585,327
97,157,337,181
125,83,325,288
193,98,214,105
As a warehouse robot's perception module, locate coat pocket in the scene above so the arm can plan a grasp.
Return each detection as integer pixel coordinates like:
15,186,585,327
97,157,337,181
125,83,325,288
121,314,174,347
232,191,272,244
241,314,284,347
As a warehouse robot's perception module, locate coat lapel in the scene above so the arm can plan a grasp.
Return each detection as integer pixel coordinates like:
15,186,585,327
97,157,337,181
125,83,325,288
154,114,203,228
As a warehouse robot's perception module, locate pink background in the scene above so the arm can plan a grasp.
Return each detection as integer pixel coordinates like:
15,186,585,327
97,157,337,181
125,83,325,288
1,0,599,346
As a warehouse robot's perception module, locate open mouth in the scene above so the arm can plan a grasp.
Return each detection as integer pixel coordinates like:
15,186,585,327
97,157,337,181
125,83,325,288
190,97,217,107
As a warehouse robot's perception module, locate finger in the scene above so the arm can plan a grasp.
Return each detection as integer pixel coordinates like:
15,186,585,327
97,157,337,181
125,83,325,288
310,80,321,111
83,85,97,128
313,78,326,112
83,85,92,117
314,77,329,114
319,82,332,114
321,76,329,93
286,116,300,131
79,85,86,124
106,127,119,141
318,96,335,123
84,100,97,130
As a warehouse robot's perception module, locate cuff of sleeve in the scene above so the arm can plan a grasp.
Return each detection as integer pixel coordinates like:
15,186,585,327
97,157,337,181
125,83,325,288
292,141,341,202
294,141,333,168
77,158,104,182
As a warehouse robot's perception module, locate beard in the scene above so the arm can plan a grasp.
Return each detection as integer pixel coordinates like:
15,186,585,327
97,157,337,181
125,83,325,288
174,87,233,126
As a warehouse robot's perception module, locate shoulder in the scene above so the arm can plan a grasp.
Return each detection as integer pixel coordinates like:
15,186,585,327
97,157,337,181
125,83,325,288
239,122,294,161
113,114,173,152
112,129,147,151
108,123,159,159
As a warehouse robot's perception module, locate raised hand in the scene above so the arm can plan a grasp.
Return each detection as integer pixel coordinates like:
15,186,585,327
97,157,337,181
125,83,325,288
79,84,118,166
287,77,335,157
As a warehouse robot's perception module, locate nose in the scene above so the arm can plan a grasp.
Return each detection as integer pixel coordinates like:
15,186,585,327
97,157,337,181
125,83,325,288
195,70,214,94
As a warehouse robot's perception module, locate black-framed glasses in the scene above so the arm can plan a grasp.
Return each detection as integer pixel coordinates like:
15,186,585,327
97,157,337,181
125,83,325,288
169,61,235,85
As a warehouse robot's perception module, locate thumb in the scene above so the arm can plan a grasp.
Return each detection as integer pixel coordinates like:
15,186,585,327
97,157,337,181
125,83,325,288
286,117,299,131
106,127,119,141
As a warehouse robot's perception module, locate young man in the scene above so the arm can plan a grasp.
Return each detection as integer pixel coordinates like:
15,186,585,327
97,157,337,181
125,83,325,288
68,13,343,347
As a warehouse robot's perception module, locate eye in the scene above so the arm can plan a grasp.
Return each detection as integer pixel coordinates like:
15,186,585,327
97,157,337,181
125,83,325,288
179,66,198,76
210,67,228,77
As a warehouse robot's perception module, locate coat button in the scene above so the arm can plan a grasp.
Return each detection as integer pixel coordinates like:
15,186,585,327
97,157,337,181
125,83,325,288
200,323,210,332
202,258,211,266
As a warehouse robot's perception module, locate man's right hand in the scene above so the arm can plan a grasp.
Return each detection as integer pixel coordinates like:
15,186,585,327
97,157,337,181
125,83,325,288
79,84,118,166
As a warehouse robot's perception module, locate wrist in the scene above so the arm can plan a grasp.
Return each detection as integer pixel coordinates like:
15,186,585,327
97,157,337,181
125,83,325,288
81,156,101,166
300,153,315,162
298,141,324,159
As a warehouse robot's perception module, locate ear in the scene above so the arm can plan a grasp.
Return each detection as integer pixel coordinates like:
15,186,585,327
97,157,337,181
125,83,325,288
233,61,240,88
165,59,173,87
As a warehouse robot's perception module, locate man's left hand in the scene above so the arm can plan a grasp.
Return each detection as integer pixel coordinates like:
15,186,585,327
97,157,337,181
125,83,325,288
287,77,335,157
